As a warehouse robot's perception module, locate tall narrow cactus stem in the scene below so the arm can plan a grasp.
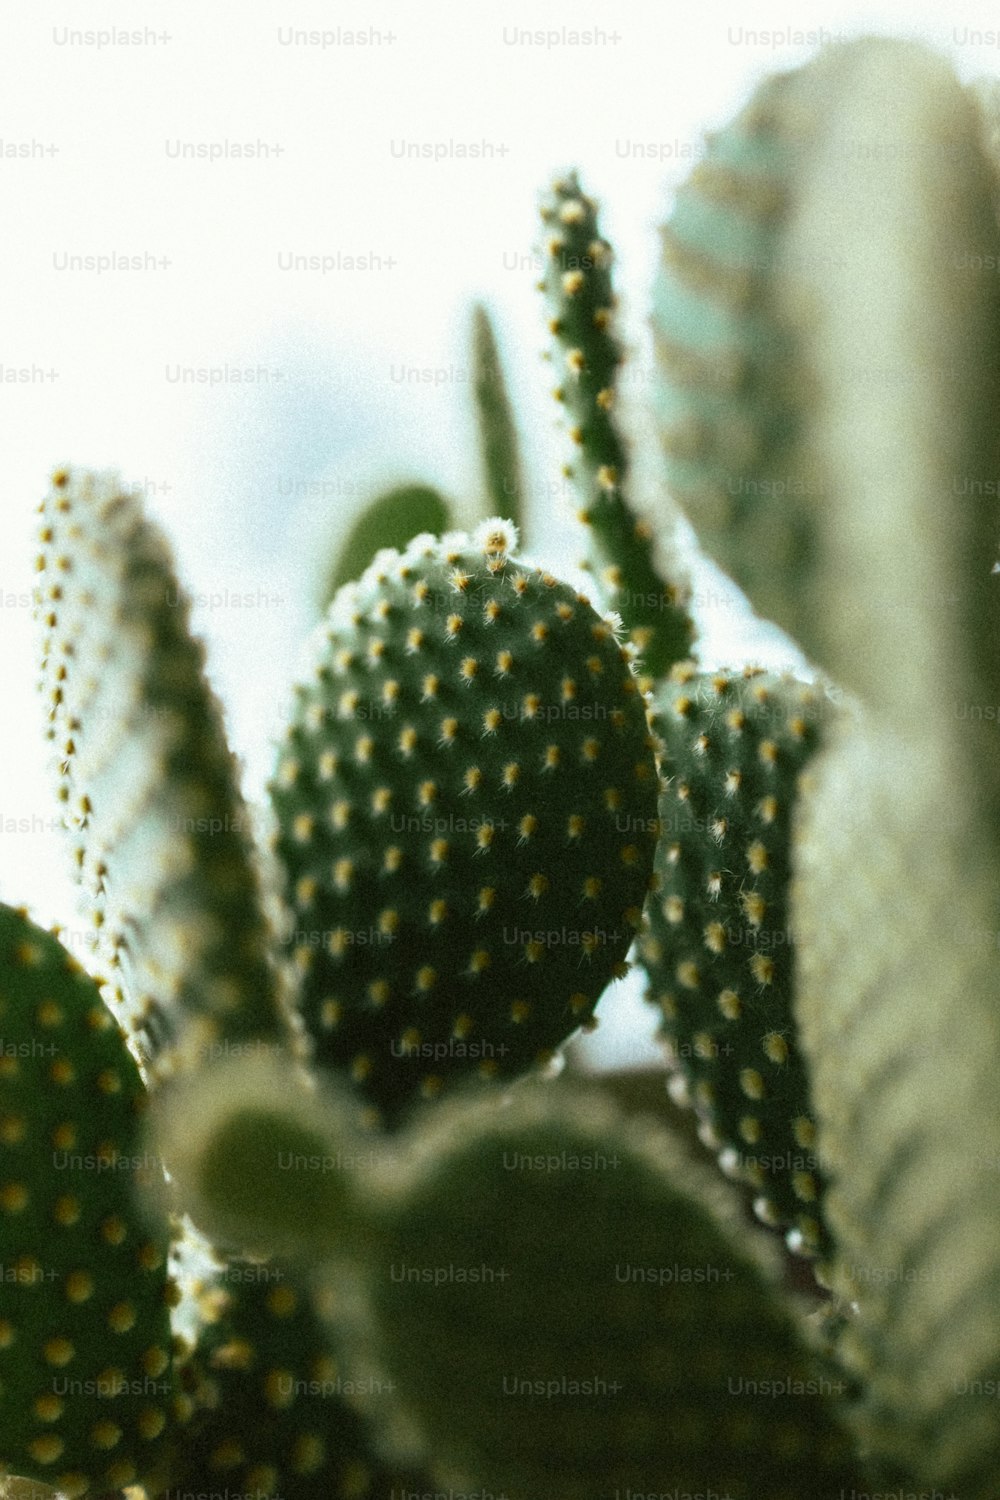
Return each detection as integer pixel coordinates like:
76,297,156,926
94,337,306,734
540,173,694,679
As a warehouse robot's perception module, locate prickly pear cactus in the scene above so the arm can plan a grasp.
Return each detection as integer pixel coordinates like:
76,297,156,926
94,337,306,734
351,1087,864,1500
0,905,178,1497
541,172,694,679
638,662,834,1256
34,468,295,1084
653,37,1000,727
269,521,659,1123
172,1261,401,1500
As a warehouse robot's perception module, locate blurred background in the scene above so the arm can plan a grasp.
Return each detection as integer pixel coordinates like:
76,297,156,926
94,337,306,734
0,0,989,1061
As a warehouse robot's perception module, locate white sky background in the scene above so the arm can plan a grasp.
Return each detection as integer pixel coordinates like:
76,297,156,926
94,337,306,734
0,0,994,1065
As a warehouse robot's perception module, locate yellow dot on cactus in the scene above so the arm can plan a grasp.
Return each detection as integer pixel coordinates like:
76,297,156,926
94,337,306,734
476,824,496,851
495,649,514,675
596,465,618,491
706,871,723,898
51,1122,76,1150
531,621,550,645
602,788,622,811
502,761,521,788
577,876,600,901
523,939,545,964
756,794,779,824
716,989,741,1021
371,787,392,815
569,993,590,1014
415,967,437,993
527,873,549,899
428,898,449,925
34,1394,64,1422
741,891,766,927
704,921,727,954
511,999,533,1020
378,909,400,936
290,1430,328,1480
332,859,354,893
28,1435,65,1465
740,1067,766,1100
137,1406,168,1441
518,814,538,841
561,676,577,701
295,875,318,907
580,737,600,762
747,841,769,873
789,714,808,740
108,1301,137,1334
0,1320,13,1349
65,1270,95,1303
383,846,403,874
411,580,430,605
792,1116,816,1148
595,386,615,411
695,733,711,756
317,749,339,780
53,1194,81,1227
446,613,464,637
724,769,743,795
354,735,374,764
429,838,450,865
581,931,600,957
676,960,700,990
673,695,693,718
104,1460,137,1489
543,744,560,769
418,780,438,806
450,568,471,593
586,655,604,677
367,638,386,664
210,1436,246,1468
521,693,542,719
792,1171,818,1203
89,1421,122,1451
43,1336,75,1366
484,599,503,622
453,1012,474,1038
464,766,483,792
35,998,63,1027
763,1032,789,1065
407,628,426,654
758,738,779,766
620,844,640,865
567,814,585,839
460,656,479,681
49,1058,75,1086
439,717,459,744
398,726,418,755
0,1115,25,1145
750,953,775,986
382,679,401,705
661,895,682,923
261,1284,298,1321
0,1182,28,1213
337,689,360,718
482,708,503,734
710,817,728,843
137,1241,163,1272
477,887,496,912
141,1346,170,1378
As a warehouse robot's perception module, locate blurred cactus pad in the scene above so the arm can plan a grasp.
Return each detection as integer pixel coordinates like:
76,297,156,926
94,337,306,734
5,28,1000,1500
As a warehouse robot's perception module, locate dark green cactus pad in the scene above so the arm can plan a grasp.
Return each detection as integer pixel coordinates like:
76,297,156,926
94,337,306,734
471,303,526,534
269,521,659,1123
0,904,178,1496
33,467,295,1084
358,1086,864,1500
171,1259,409,1500
541,171,695,680
638,662,833,1257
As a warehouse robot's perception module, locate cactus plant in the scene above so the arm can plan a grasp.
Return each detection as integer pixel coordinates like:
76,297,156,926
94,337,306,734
9,29,1000,1500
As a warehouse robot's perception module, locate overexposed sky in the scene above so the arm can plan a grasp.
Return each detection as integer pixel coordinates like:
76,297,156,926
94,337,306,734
1,0,995,1057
